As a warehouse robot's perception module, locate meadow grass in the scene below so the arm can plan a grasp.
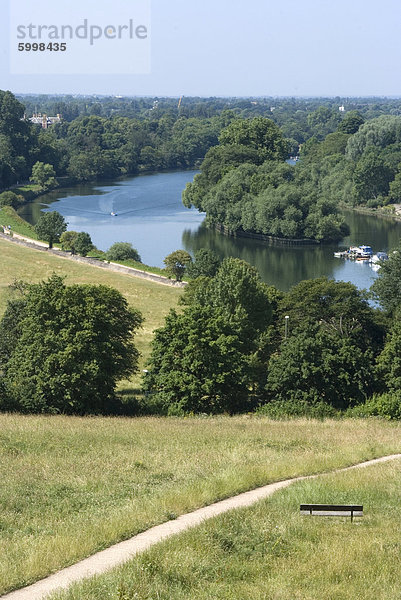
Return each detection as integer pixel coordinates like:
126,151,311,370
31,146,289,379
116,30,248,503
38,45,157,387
49,459,401,600
1,414,401,594
0,237,182,379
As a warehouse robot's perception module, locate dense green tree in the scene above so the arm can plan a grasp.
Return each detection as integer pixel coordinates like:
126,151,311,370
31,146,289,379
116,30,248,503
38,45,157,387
278,277,385,352
60,231,94,256
60,231,79,253
377,312,401,392
307,107,341,140
346,115,401,161
164,250,192,281
183,258,273,347
35,211,67,248
0,191,24,208
337,111,364,134
265,325,375,409
186,249,221,279
218,117,289,162
372,244,401,314
0,275,143,414
74,232,94,257
352,149,394,202
144,258,273,414
106,242,141,262
143,305,253,414
30,161,57,190
388,170,401,202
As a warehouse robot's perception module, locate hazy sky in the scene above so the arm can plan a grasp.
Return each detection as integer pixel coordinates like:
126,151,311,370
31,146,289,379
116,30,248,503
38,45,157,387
2,0,401,97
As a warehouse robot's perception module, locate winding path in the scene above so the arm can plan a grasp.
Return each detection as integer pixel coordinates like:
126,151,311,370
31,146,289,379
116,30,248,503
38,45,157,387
2,453,401,600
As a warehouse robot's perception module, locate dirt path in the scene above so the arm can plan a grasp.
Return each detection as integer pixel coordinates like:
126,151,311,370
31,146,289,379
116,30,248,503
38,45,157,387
0,232,186,288
2,453,400,600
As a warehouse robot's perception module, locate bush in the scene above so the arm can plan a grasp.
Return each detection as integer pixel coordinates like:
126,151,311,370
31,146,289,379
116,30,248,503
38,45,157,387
106,242,141,262
346,392,401,420
0,191,24,208
256,399,338,420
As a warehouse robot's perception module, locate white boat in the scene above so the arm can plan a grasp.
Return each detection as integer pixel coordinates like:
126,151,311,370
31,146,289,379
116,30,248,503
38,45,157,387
371,252,388,264
110,212,117,216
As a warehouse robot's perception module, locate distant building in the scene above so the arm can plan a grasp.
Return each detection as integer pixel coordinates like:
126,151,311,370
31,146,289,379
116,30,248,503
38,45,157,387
339,106,345,112
28,113,62,129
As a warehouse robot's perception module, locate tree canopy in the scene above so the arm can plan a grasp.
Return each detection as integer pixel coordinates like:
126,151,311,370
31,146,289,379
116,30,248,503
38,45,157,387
0,275,143,414
144,258,273,413
35,211,67,248
106,242,141,262
163,250,192,281
372,244,401,314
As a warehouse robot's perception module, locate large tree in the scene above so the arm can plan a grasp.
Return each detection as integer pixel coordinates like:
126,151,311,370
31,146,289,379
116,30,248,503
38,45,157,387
218,116,289,162
35,211,67,248
265,325,376,409
144,259,273,413
143,305,252,414
30,161,57,191
164,250,192,281
0,275,143,414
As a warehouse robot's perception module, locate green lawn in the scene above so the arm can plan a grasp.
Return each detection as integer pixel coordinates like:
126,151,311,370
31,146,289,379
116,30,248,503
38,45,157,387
0,237,182,379
49,459,401,600
1,414,401,595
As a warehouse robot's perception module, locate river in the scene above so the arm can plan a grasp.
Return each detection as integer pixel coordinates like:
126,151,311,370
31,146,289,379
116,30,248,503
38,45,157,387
19,170,401,292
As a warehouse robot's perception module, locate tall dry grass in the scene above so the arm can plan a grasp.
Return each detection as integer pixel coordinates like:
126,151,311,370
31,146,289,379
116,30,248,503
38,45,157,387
1,414,401,594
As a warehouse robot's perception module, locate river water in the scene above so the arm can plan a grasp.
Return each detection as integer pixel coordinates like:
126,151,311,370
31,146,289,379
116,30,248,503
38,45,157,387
19,170,401,292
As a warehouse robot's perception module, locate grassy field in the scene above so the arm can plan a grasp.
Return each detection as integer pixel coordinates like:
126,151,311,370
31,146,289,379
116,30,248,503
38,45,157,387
49,459,401,600
1,415,401,595
0,237,182,380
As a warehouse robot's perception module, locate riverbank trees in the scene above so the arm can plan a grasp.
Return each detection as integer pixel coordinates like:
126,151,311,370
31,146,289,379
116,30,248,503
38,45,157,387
183,118,349,242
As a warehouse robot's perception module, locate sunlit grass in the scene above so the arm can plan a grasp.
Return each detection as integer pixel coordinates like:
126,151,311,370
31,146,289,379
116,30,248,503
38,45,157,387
1,414,401,594
0,206,38,239
49,459,401,600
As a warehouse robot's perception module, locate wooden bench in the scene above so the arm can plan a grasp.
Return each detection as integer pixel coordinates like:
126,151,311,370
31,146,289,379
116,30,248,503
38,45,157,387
300,504,363,522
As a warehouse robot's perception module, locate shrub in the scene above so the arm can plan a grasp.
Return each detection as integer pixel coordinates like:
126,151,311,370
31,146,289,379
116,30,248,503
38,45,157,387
106,242,141,262
256,399,338,420
0,191,24,208
346,392,401,420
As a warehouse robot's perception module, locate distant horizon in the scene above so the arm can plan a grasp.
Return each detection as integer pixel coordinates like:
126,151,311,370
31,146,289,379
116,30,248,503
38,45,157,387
12,92,401,100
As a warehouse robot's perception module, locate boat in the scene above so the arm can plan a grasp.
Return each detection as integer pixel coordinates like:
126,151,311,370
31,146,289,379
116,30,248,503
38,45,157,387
371,252,389,264
358,245,373,257
350,245,373,260
334,245,375,260
110,212,117,216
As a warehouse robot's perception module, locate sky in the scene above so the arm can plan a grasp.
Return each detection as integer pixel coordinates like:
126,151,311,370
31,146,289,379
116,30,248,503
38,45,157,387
2,0,401,97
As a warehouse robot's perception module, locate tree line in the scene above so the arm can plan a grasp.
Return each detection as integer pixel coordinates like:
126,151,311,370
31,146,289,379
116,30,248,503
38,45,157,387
1,247,400,418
